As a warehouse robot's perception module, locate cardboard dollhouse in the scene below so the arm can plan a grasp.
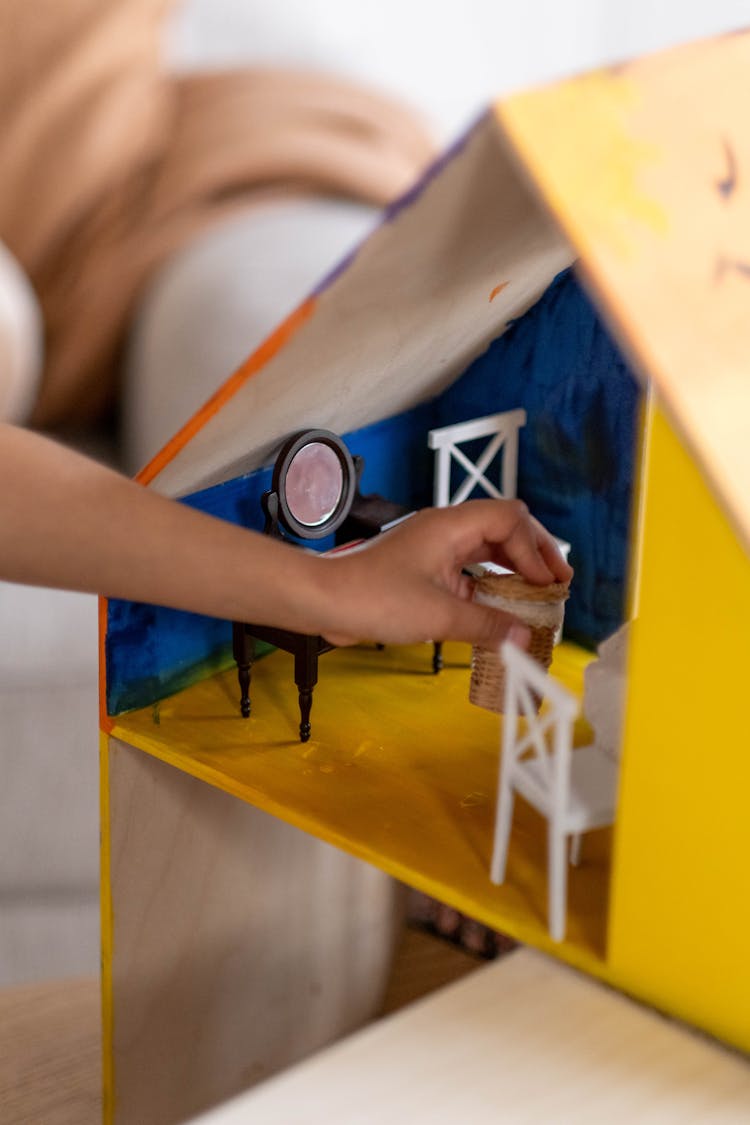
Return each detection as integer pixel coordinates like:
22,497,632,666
100,29,750,1125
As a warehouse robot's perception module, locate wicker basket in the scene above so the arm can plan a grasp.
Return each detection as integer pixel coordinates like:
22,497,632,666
469,572,570,714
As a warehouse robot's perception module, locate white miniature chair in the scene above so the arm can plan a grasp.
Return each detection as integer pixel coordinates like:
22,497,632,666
427,411,570,666
427,409,570,565
428,409,527,508
427,410,529,671
490,640,620,942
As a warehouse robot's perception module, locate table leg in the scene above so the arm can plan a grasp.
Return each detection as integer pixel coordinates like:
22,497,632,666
232,623,254,718
294,639,320,743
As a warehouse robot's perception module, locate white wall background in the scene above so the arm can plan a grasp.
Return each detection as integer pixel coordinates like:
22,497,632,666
170,0,750,141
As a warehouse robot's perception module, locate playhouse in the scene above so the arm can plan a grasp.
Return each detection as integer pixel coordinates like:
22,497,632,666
100,29,750,1124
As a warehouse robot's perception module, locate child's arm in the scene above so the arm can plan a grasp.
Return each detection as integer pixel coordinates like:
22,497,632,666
0,424,571,649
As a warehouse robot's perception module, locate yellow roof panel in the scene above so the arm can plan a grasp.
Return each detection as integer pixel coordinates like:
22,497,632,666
496,30,750,554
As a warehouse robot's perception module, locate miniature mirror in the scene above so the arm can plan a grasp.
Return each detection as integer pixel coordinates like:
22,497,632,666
284,441,344,528
269,428,357,540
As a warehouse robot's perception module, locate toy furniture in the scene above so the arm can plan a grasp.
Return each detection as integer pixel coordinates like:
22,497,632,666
428,409,527,507
100,29,750,1124
428,409,527,671
233,427,413,739
232,429,356,742
336,456,412,544
428,409,569,669
490,640,620,941
582,624,629,764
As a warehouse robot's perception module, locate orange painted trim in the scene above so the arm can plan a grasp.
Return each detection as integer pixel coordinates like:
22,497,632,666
137,297,318,487
99,596,114,733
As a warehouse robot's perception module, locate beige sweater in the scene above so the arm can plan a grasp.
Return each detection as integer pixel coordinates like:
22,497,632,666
0,1,433,427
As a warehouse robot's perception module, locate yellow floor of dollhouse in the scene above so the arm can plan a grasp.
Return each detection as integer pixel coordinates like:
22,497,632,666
109,640,613,977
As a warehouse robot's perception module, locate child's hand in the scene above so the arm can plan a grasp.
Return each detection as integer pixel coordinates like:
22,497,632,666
314,499,573,650
0,427,570,658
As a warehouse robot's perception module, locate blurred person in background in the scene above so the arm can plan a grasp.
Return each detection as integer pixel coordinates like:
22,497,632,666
0,0,434,437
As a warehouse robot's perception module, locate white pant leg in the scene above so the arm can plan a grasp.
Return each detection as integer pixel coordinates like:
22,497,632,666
0,584,100,984
122,196,377,474
0,241,42,424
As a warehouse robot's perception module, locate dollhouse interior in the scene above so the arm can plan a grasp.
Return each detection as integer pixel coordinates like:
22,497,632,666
99,41,750,1078
105,255,644,976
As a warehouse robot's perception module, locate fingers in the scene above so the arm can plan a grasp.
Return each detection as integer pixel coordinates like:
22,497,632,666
314,499,571,650
438,594,531,653
499,512,557,584
530,516,574,583
321,628,360,647
324,591,532,655
455,499,567,586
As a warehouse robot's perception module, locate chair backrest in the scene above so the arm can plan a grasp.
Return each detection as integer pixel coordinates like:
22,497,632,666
427,409,527,507
500,640,579,813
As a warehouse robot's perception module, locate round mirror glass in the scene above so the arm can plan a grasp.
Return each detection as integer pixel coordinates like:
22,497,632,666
284,442,344,528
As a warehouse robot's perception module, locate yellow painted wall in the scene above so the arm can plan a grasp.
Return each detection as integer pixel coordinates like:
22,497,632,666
609,398,750,1051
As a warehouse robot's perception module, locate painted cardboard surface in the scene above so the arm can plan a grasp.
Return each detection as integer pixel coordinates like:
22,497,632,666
608,398,750,1050
140,112,572,498
106,269,640,714
102,28,750,1060
496,30,750,555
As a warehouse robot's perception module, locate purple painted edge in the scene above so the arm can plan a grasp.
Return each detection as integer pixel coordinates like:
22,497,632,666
311,109,491,298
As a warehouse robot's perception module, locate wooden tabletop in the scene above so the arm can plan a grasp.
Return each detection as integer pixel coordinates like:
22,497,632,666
187,948,750,1124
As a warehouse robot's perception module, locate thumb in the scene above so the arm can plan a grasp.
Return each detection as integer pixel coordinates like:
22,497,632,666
444,598,531,653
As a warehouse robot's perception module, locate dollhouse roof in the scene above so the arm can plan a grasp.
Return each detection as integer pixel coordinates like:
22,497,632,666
141,29,750,557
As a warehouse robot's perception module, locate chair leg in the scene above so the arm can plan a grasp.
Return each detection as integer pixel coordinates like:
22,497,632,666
432,642,443,674
490,783,515,885
570,833,582,867
548,823,568,942
294,639,320,743
233,623,254,719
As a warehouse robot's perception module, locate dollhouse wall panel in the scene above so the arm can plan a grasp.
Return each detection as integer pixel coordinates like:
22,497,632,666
103,737,403,1123
608,401,750,1052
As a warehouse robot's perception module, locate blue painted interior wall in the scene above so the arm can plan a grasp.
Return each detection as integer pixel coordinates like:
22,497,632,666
106,404,436,714
107,267,641,714
436,269,641,645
